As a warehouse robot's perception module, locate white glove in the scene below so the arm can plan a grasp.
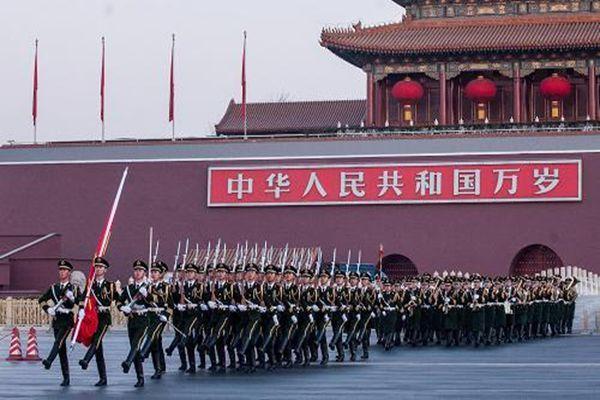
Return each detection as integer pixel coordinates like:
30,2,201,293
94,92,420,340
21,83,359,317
382,311,387,317
309,314,314,323
324,314,330,323
229,305,237,312
176,304,186,311
208,301,217,309
238,304,247,312
187,303,198,309
370,312,376,319
402,315,406,321
291,315,298,324
273,315,279,326
200,304,208,311
121,305,132,314
138,287,148,297
378,293,383,299
159,315,168,323
65,291,75,302
258,306,267,313
342,314,348,322
311,305,319,312
330,306,338,312
276,305,284,312
219,305,228,311
356,313,361,321
77,308,85,319
47,307,56,317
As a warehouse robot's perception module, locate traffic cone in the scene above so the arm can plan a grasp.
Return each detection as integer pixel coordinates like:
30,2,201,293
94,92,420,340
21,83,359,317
24,327,41,361
6,327,23,361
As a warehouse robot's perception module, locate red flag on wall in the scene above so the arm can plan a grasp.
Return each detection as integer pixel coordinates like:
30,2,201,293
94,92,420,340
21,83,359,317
169,34,175,123
32,39,38,127
100,37,105,122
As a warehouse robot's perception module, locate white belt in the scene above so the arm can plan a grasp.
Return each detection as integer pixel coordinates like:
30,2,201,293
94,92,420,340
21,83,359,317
147,307,165,313
55,307,72,314
97,306,110,312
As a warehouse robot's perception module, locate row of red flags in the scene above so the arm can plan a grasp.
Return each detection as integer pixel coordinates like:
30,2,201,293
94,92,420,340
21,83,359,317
31,34,248,134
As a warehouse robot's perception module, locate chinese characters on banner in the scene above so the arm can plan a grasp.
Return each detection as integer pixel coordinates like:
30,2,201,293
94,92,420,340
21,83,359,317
207,160,582,207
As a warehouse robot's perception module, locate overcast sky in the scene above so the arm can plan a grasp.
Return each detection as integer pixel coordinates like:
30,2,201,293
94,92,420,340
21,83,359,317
0,0,402,144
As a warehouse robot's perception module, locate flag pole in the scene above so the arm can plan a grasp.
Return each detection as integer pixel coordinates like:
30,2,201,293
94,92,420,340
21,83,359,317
242,31,247,140
169,34,176,141
32,39,39,144
100,36,106,143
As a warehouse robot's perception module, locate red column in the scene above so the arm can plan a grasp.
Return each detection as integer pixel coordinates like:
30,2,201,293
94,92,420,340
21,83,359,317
366,72,375,126
513,63,521,123
589,60,597,121
374,78,386,127
439,65,447,125
383,78,390,126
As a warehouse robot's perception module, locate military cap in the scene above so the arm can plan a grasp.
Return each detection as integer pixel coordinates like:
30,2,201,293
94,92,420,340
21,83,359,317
216,262,229,272
133,259,148,271
284,265,297,275
265,264,278,274
348,271,360,279
150,261,162,273
158,261,169,274
175,262,185,271
334,268,346,278
94,256,110,269
245,263,259,273
57,259,73,271
185,263,198,273
300,269,313,278
318,269,331,278
382,277,391,285
360,271,372,281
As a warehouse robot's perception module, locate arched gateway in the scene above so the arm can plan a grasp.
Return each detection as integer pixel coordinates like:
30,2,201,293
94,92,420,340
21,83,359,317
381,254,418,281
510,244,563,276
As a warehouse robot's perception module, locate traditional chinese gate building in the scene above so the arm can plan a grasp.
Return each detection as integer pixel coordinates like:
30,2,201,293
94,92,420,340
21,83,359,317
319,0,600,128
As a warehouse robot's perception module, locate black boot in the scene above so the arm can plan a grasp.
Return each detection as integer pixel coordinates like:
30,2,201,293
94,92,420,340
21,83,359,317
60,376,70,387
134,377,144,388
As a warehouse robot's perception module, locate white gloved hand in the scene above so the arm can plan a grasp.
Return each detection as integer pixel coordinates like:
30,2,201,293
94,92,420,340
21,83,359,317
378,293,383,299
273,315,279,326
382,311,387,317
138,287,148,297
370,312,376,319
159,315,168,323
208,301,217,309
65,290,75,302
121,305,132,314
356,313,361,321
291,315,298,324
187,303,198,309
342,314,348,322
229,305,237,312
77,308,85,319
311,305,319,312
47,307,56,317
276,305,284,312
238,304,247,312
402,315,407,321
330,306,338,312
309,314,314,323
219,305,228,311
259,306,267,313
176,304,186,312
200,304,208,311
324,314,330,323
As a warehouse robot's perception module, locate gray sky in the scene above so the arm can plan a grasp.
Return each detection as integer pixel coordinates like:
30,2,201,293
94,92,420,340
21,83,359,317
0,0,402,144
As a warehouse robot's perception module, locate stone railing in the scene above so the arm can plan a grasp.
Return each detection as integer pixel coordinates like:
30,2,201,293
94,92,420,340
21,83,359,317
0,297,127,327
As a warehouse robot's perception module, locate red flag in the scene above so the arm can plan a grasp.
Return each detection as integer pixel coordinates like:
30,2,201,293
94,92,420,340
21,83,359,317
169,34,175,123
100,37,105,122
72,167,129,348
32,39,38,126
241,31,247,126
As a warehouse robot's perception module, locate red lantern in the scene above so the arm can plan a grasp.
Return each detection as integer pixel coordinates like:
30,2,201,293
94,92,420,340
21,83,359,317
391,77,424,104
465,76,497,103
540,73,572,100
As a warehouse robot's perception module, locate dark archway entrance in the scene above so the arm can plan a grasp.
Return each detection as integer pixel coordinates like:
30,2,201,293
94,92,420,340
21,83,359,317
381,254,418,281
510,244,563,276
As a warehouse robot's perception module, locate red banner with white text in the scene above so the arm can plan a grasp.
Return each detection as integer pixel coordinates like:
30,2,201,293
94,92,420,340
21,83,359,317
207,160,582,207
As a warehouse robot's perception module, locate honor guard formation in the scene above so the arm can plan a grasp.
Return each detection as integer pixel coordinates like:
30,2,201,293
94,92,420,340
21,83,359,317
38,242,579,387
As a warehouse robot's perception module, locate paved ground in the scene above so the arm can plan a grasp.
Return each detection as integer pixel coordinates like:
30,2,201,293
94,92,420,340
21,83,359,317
1,332,599,400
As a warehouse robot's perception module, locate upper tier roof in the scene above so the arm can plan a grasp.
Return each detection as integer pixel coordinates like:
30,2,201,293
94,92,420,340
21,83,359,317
321,12,600,66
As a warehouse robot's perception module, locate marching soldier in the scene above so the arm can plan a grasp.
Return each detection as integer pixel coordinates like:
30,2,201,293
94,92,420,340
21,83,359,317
378,278,398,351
118,259,150,388
277,265,299,368
239,263,264,372
345,271,362,361
314,269,334,365
39,260,80,387
261,264,284,370
207,263,233,373
77,256,116,386
294,269,317,366
330,269,349,360
177,263,202,374
357,272,377,359
165,263,188,371
139,260,170,379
